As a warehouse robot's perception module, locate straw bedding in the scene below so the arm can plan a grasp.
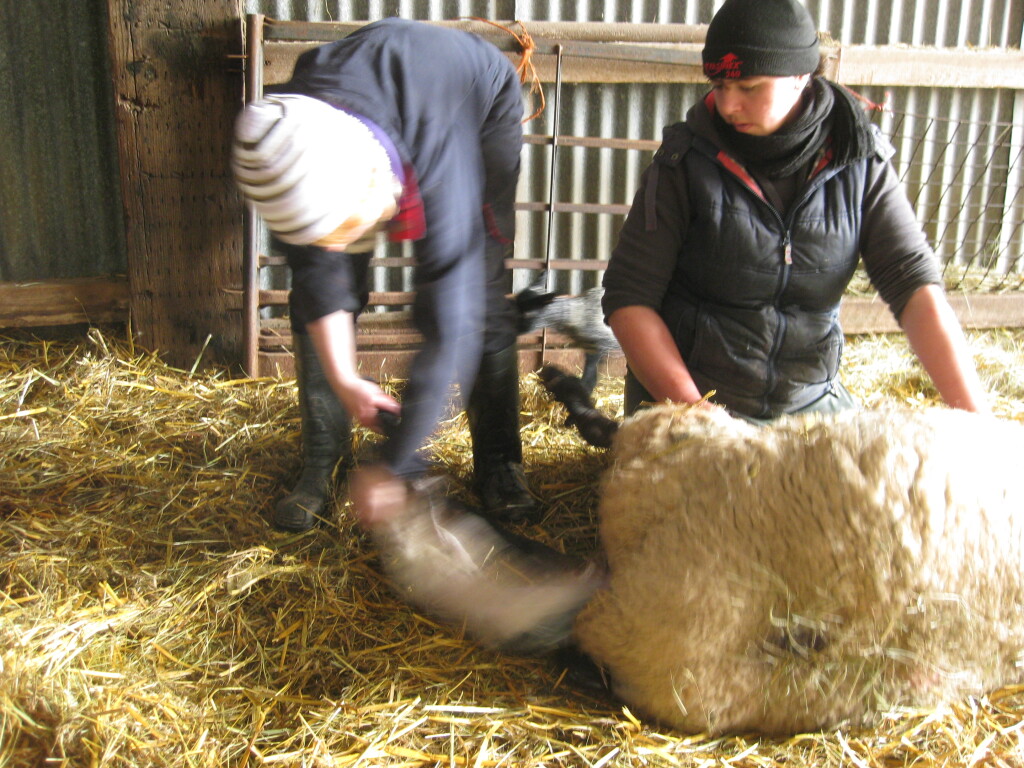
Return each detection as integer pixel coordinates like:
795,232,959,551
2,326,1024,766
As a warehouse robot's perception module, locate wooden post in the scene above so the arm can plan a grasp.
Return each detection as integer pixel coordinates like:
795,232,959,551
242,14,265,377
106,1,244,368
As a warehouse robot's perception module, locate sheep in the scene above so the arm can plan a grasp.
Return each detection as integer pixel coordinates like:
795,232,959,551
570,403,1024,735
515,274,620,395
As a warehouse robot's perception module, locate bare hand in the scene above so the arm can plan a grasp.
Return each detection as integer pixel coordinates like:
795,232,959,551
338,378,401,433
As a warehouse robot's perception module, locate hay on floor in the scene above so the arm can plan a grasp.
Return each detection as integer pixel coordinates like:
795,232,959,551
2,327,1024,766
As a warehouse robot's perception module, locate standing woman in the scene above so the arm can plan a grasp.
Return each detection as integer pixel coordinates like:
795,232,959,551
602,0,988,421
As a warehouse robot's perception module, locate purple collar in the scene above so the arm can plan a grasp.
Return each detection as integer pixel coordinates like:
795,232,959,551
340,109,405,186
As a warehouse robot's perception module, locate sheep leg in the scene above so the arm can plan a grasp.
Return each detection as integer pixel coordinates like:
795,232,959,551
539,365,619,448
580,352,600,395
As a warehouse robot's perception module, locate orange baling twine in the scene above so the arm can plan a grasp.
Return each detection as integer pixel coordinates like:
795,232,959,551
467,18,546,123
845,84,888,113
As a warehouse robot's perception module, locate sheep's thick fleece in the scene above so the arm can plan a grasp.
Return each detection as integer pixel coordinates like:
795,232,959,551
574,405,1024,735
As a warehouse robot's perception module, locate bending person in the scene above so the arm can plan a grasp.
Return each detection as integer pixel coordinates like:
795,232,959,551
232,19,538,530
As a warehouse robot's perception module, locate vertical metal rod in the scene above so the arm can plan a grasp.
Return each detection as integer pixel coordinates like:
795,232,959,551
543,45,564,279
540,45,564,366
242,14,265,378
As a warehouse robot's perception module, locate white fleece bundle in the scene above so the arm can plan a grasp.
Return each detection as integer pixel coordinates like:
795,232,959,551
574,405,1024,735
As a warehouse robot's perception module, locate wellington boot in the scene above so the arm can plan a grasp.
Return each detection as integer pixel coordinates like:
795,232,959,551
466,344,539,522
273,334,351,532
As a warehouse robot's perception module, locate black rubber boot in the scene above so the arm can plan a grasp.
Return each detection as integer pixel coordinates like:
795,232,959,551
466,344,539,522
273,333,351,532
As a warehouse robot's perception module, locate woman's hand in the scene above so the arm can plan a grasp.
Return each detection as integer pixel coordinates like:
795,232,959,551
336,378,401,432
608,305,706,405
305,310,402,431
900,284,990,413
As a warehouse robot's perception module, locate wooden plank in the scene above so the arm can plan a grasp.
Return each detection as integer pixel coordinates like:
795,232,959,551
837,46,1024,89
259,328,587,353
258,343,624,381
254,292,1024,379
265,40,1024,87
0,278,129,328
247,291,1024,360
244,289,1024,330
257,290,416,308
252,255,608,274
506,258,608,271
261,19,709,45
107,0,244,367
263,39,768,87
524,134,661,151
517,201,633,215
243,14,266,379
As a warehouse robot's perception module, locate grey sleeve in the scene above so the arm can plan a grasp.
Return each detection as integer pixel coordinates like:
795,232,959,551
858,155,943,321
602,160,690,321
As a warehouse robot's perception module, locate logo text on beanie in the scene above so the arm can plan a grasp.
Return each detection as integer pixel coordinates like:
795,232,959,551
704,53,743,79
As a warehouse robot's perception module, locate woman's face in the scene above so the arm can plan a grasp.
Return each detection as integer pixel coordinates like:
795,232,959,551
711,74,811,136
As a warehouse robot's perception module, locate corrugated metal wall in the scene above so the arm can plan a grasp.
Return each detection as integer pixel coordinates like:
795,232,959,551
0,0,126,283
4,2,1019,293
246,0,1024,300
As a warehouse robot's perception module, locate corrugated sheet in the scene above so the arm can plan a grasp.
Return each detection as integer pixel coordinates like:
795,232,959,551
518,82,700,295
0,0,126,282
810,0,1023,46
244,0,1024,298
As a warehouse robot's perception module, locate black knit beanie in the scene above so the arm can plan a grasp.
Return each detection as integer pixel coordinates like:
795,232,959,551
702,0,820,80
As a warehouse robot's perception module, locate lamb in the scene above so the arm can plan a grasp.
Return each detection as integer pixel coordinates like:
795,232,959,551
515,274,620,394
569,403,1024,735
369,411,604,654
371,475,604,653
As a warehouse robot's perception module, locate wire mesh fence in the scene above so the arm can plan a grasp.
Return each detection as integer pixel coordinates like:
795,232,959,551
869,86,1024,292
513,81,1024,299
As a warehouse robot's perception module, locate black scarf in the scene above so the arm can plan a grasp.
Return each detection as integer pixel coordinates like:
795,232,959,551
713,78,877,179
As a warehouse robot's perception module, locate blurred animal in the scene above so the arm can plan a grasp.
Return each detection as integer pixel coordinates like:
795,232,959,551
515,274,620,394
370,410,605,653
371,477,604,653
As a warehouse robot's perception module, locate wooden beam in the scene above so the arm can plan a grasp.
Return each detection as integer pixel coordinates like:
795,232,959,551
259,19,1023,89
0,277,129,328
243,290,1024,337
837,46,1024,89
261,19,709,45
